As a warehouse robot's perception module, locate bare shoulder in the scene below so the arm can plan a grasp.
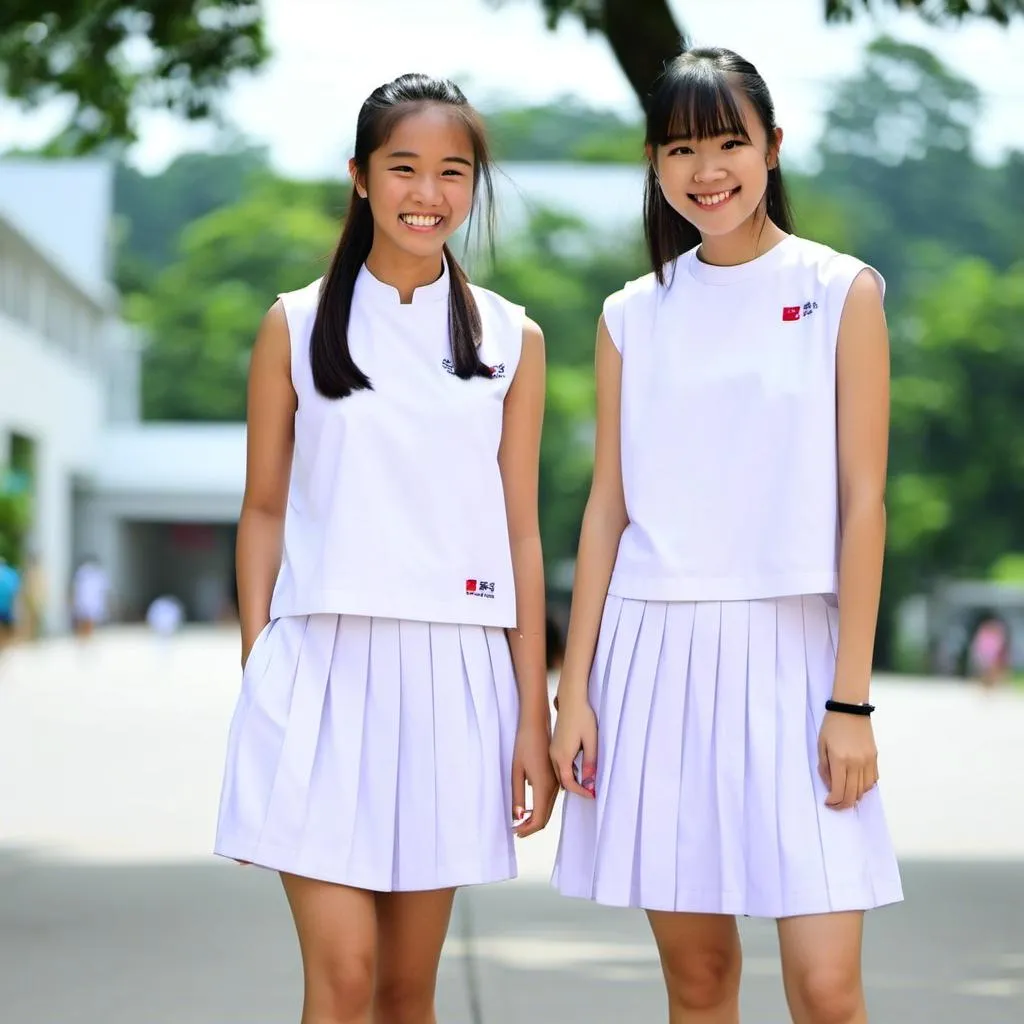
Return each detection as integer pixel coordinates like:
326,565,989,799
847,267,884,305
522,315,545,351
252,299,291,366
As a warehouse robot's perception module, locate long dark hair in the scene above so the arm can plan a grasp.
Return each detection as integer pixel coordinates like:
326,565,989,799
312,73,496,398
643,47,795,283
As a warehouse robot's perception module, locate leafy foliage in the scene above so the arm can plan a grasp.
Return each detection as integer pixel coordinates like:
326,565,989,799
0,1,266,152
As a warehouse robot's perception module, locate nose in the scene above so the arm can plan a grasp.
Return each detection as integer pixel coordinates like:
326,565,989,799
411,173,443,206
692,157,728,184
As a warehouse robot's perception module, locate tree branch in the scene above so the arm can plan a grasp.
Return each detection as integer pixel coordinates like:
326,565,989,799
600,0,685,105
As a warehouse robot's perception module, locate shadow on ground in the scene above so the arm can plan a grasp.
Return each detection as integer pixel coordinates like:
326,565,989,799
0,851,1021,1023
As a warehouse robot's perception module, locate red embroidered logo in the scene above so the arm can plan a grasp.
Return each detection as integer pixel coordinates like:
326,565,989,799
465,579,477,593
466,579,496,598
782,306,801,321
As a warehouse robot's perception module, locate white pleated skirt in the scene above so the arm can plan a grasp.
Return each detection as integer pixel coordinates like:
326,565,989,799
214,614,519,891
552,595,904,919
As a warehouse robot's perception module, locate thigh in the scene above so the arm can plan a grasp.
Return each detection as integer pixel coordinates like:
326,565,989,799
777,911,863,975
280,873,378,986
375,888,456,985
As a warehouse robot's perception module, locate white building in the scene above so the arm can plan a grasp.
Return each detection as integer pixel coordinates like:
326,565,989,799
0,159,244,631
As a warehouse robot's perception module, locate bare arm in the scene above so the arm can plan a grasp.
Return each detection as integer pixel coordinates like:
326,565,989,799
556,317,629,708
832,270,891,703
236,301,296,666
499,317,549,725
500,318,558,836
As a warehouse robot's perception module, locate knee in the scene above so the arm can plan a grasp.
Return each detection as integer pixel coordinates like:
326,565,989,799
374,973,435,1023
662,944,741,1012
306,951,375,1022
792,966,863,1024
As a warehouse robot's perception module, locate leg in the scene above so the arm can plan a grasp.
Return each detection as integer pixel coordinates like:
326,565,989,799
647,911,742,1024
777,911,866,1024
373,888,455,1024
280,873,377,1024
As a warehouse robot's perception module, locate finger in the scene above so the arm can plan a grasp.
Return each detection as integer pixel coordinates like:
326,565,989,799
841,768,860,810
826,760,847,807
581,735,598,799
818,751,831,790
511,762,528,824
556,759,591,800
516,780,559,836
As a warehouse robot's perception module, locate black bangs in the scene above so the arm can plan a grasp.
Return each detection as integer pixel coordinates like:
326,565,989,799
648,66,749,146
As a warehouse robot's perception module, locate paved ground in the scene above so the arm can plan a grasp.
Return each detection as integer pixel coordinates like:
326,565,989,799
1,628,1022,1022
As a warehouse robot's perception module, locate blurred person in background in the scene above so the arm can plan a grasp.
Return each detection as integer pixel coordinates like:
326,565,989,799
213,73,557,1024
20,552,46,640
0,555,20,653
71,556,111,639
967,610,1010,689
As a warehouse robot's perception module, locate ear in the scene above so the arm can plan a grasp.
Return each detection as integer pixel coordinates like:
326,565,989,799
767,126,784,169
348,158,367,199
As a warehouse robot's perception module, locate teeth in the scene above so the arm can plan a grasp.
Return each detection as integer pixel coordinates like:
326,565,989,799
694,190,734,207
401,214,443,227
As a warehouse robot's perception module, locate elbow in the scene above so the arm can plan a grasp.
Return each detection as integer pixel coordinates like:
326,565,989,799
839,489,886,531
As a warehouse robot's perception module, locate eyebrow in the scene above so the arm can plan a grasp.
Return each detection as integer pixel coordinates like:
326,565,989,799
385,150,473,167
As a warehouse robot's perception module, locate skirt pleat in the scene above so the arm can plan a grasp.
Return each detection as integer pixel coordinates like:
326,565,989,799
214,614,518,891
553,594,903,919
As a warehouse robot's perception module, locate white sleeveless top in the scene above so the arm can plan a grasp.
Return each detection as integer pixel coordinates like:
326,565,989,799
269,260,525,627
605,234,882,603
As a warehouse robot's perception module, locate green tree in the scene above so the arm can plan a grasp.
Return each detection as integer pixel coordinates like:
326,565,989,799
487,99,642,164
888,257,1024,582
137,180,340,420
504,0,1024,104
0,1,267,152
479,209,647,569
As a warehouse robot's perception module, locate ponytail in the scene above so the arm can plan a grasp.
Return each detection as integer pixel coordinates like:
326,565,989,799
310,192,375,398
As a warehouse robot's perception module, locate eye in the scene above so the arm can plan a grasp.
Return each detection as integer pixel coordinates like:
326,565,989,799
388,165,414,173
722,139,746,150
667,145,693,156
441,168,466,177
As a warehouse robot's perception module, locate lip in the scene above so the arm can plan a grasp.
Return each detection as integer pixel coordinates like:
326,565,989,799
688,187,740,210
399,213,446,233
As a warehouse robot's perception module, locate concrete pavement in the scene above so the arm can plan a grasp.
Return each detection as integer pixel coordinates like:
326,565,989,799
1,627,1022,1022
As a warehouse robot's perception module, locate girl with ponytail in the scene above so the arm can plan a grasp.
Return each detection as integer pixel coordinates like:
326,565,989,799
215,72,556,1023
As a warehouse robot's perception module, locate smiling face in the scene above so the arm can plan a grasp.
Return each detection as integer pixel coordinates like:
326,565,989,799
351,103,477,260
650,81,782,241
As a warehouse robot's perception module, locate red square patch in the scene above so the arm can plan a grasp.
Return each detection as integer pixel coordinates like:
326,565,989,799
465,579,477,593
782,306,801,321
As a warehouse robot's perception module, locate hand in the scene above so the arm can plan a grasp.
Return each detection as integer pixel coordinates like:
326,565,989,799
818,711,878,810
511,719,558,838
550,694,598,801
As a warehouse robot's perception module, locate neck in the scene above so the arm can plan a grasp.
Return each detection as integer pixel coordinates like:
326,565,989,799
697,213,788,268
364,239,446,304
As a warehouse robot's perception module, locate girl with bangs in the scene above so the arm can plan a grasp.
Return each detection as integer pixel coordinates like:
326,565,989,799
552,47,903,1023
214,73,557,1023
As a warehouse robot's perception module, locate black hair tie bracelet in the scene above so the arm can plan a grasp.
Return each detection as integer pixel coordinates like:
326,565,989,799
825,699,875,716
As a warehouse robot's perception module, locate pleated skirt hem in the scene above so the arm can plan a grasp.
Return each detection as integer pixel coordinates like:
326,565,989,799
552,594,904,919
553,875,903,920
213,836,517,893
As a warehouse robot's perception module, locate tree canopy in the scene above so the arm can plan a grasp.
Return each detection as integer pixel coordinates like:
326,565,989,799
0,1,266,152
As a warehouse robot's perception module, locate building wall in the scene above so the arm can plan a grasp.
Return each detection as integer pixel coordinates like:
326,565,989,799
0,217,108,632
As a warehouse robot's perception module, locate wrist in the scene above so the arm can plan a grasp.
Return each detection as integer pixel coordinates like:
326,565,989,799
830,669,870,705
517,692,551,727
